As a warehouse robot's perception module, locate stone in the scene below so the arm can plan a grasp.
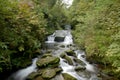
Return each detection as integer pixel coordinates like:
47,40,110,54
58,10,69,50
65,50,76,57
42,53,52,58
60,45,65,48
42,69,56,79
60,53,73,65
75,66,86,71
35,76,44,80
26,72,41,80
60,53,66,58
62,73,77,80
55,67,63,73
77,71,91,79
73,58,86,66
54,37,65,42
54,30,68,42
36,56,60,68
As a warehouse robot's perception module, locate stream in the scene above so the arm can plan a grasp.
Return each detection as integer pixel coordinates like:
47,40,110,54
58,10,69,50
8,25,101,80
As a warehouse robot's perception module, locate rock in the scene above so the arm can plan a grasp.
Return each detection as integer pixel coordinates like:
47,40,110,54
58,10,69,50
75,66,86,71
55,67,63,73
42,54,52,58
46,49,52,53
50,74,64,80
35,76,44,80
62,73,77,80
60,45,65,48
65,50,76,57
60,53,66,58
64,55,73,65
36,56,60,68
54,30,69,42
54,37,65,42
73,58,86,66
26,72,41,80
76,70,91,79
42,69,56,79
60,53,73,65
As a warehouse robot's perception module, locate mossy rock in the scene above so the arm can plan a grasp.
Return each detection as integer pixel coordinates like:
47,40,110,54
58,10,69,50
60,53,66,58
60,45,65,48
73,58,86,66
75,66,86,71
35,76,44,80
65,50,76,57
26,72,41,80
42,69,56,79
36,56,60,68
42,54,52,58
60,53,73,65
62,73,77,80
54,67,63,73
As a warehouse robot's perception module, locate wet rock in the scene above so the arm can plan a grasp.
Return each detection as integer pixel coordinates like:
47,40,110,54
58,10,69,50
35,76,44,80
60,53,66,58
42,69,56,79
81,55,86,58
76,71,91,79
42,53,52,58
60,45,65,48
55,67,63,73
75,66,86,71
60,53,73,65
46,49,52,53
62,73,77,80
50,74,64,80
73,58,86,66
26,72,41,80
36,56,60,68
65,50,76,57
54,37,65,42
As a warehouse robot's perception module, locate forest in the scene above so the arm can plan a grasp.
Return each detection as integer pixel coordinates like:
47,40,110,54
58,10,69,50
0,0,120,80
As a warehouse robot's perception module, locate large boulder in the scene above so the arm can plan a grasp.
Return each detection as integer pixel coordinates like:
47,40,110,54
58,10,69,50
54,30,68,42
62,73,77,80
36,56,60,68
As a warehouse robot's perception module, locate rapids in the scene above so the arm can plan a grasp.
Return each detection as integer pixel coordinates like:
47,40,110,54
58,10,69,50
8,25,100,80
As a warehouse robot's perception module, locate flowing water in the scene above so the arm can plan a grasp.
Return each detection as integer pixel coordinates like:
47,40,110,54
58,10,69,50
8,25,100,80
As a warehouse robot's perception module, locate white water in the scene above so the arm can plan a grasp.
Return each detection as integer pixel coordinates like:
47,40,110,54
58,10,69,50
8,58,38,80
60,58,86,80
61,0,74,8
9,29,98,80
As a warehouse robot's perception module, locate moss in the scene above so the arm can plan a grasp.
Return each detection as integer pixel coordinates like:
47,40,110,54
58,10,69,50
42,69,56,79
36,56,60,68
62,73,77,80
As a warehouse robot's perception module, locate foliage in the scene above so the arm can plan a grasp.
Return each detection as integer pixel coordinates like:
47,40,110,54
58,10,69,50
0,0,69,75
70,0,120,79
0,0,47,72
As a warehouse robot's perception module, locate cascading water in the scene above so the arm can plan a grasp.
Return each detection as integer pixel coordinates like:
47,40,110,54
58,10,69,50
8,25,100,80
61,0,74,8
8,58,38,80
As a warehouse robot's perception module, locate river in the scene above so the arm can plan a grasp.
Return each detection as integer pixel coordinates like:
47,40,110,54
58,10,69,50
8,25,102,80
